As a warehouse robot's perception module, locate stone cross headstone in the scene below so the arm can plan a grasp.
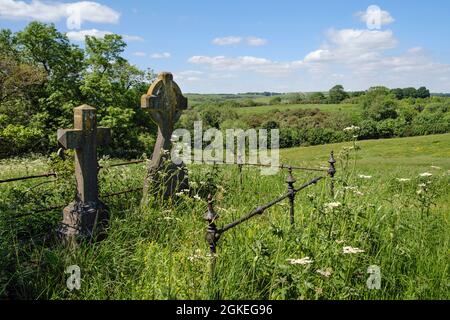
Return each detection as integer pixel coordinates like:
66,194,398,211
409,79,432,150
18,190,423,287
141,72,189,200
56,105,111,242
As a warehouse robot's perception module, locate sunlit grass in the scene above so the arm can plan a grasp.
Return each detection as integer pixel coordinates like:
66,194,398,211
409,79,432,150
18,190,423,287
0,134,449,300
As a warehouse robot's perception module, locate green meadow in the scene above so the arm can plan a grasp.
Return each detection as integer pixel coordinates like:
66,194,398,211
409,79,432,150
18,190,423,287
235,103,362,118
1,134,449,299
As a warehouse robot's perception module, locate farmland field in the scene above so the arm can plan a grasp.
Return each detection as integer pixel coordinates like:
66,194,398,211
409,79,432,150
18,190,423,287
235,103,362,118
1,134,449,300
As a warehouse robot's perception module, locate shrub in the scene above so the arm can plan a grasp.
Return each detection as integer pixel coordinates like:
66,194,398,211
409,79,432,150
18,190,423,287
0,124,45,157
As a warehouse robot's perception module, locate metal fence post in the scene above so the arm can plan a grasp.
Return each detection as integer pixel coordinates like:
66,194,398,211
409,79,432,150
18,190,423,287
328,151,336,198
204,194,220,255
286,166,296,226
237,154,243,189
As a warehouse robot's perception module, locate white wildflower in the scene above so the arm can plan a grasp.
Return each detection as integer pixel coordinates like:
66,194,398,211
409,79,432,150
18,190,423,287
343,125,360,132
419,172,433,177
325,202,341,211
343,246,365,254
355,191,364,196
396,178,411,182
358,174,372,179
287,257,314,265
316,268,333,278
187,249,205,262
193,194,202,201
189,181,198,188
418,183,426,188
335,239,345,244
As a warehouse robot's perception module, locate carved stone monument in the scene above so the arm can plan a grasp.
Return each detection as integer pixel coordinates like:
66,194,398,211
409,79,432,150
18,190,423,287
141,72,189,201
56,105,111,242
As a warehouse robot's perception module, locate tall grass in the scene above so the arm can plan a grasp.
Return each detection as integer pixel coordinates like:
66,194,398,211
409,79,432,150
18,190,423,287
0,135,449,299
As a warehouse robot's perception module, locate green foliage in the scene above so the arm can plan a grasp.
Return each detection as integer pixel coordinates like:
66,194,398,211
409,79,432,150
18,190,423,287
309,92,326,104
328,85,348,104
0,124,45,157
364,97,398,121
269,96,282,104
0,22,155,159
1,134,449,299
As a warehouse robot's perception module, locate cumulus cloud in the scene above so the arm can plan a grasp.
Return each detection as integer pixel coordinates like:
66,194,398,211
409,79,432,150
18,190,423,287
66,29,142,42
188,55,300,76
0,0,120,29
212,36,242,46
246,37,267,46
174,70,204,82
357,5,395,27
133,51,147,57
66,28,111,41
122,34,144,42
304,29,397,64
150,52,171,59
212,36,268,46
188,25,450,91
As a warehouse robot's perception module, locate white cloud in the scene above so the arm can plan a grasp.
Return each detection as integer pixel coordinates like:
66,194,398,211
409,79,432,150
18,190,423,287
212,36,242,46
0,0,120,29
304,29,397,64
188,55,300,76
133,51,147,57
212,36,267,46
174,70,204,82
122,34,144,42
246,36,267,46
150,52,171,59
66,28,112,41
357,5,395,27
67,29,142,42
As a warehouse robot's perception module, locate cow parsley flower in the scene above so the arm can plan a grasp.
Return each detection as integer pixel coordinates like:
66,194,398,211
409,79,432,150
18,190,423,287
343,125,360,132
343,246,365,254
316,268,333,278
287,257,314,265
324,202,342,212
419,172,433,177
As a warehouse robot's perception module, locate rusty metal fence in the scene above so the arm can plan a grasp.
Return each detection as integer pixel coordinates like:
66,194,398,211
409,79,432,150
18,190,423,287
203,151,336,256
1,151,337,246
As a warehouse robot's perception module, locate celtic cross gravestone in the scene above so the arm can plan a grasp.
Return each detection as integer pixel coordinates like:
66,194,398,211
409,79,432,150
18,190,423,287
56,105,110,242
141,72,189,200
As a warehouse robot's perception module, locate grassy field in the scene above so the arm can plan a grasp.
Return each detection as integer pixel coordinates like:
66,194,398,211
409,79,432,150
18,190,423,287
235,103,362,118
0,134,449,300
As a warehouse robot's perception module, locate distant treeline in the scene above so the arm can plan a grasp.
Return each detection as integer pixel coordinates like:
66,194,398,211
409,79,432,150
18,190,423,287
181,86,450,148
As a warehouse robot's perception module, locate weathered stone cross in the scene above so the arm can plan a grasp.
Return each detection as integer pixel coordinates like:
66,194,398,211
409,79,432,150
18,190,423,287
57,105,111,241
141,72,189,200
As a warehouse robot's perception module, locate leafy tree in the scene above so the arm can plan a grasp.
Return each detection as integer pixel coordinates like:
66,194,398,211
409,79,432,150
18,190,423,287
417,86,430,99
309,92,326,103
328,85,348,104
365,97,398,121
0,55,45,105
391,88,404,100
269,96,282,104
402,87,417,99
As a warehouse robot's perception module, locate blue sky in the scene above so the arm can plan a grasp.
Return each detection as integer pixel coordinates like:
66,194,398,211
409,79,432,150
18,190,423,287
1,0,450,93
